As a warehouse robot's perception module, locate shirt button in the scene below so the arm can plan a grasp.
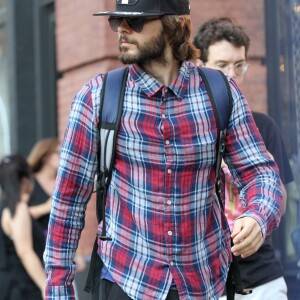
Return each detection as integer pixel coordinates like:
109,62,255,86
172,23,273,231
167,169,172,174
162,113,166,118
167,200,172,205
164,88,168,94
168,231,173,236
170,261,174,266
165,140,170,145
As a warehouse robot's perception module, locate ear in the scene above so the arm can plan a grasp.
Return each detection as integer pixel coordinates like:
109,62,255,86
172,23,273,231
195,58,204,67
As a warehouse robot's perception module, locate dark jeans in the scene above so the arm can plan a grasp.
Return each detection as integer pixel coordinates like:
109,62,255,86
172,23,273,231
95,279,179,300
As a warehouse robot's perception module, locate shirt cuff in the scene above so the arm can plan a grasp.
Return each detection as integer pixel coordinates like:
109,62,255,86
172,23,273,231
236,211,267,239
46,284,75,300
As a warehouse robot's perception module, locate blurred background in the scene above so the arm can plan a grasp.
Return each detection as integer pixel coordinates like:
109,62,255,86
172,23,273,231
0,0,299,298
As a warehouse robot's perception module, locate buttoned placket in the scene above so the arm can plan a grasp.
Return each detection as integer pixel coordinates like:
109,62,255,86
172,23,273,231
160,87,176,269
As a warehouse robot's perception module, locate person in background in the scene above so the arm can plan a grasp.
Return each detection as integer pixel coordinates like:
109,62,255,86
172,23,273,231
27,138,60,233
44,1,283,299
193,17,294,299
27,138,87,274
0,154,46,300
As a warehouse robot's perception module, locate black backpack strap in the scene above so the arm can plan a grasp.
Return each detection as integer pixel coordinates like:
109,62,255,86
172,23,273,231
83,237,103,294
84,67,128,294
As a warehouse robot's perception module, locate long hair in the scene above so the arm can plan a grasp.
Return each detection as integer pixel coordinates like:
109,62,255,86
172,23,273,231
27,138,60,173
0,154,32,216
161,15,200,62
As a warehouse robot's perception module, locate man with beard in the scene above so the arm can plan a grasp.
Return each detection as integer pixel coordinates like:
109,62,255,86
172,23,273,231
44,1,283,300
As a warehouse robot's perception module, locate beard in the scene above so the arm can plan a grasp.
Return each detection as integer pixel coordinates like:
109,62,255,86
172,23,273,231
119,29,168,67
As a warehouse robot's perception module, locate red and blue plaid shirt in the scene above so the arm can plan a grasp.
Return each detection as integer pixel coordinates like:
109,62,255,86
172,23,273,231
44,62,282,300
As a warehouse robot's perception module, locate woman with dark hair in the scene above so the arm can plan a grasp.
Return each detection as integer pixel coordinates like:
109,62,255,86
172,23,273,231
0,154,46,300
27,137,60,231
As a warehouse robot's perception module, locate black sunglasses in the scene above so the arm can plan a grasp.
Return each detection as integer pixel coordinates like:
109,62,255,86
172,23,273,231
108,16,160,33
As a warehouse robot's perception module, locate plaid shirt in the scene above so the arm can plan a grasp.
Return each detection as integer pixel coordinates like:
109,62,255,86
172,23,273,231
44,62,282,300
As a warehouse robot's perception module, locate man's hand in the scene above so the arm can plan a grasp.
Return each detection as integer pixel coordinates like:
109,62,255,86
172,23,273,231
231,217,264,258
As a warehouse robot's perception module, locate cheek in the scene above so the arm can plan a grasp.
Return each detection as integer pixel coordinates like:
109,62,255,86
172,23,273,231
143,21,163,38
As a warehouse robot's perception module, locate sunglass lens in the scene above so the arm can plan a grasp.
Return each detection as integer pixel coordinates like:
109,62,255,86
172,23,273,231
108,17,145,33
127,18,144,33
108,17,122,32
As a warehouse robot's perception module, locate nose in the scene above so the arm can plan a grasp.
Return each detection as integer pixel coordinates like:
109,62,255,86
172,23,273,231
227,66,237,79
118,19,132,33
227,67,244,85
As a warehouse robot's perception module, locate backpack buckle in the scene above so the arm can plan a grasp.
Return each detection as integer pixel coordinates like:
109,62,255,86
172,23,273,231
97,233,112,241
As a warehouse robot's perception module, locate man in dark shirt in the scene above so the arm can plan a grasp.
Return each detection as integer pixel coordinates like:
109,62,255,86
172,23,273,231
194,17,294,299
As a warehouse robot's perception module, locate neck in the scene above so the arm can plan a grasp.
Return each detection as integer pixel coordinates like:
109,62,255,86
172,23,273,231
141,45,180,86
35,165,57,189
37,165,56,179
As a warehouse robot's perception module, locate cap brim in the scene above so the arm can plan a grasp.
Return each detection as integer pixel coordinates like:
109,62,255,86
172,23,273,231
93,11,165,17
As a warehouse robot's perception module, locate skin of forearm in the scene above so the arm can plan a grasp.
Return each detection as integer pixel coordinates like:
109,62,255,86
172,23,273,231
18,250,46,293
281,183,287,215
29,200,51,219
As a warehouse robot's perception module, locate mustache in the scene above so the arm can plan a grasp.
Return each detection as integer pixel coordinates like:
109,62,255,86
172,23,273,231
119,35,137,45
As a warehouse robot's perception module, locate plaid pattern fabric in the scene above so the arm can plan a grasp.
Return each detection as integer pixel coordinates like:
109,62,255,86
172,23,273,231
44,62,282,300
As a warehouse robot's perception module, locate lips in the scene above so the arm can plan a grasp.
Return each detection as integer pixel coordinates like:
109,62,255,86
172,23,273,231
119,35,136,47
120,40,130,45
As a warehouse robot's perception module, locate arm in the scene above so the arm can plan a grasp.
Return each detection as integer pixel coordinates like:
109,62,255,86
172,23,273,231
12,202,46,298
252,111,294,186
281,183,287,215
74,243,87,273
29,198,51,219
252,113,293,215
44,78,102,299
223,154,286,257
266,148,288,215
224,80,282,258
231,183,287,257
267,151,287,215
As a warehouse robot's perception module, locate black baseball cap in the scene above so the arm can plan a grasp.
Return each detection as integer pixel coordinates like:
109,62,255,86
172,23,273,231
94,0,190,17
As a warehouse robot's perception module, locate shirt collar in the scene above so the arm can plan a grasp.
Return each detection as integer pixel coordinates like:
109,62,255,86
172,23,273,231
128,62,194,101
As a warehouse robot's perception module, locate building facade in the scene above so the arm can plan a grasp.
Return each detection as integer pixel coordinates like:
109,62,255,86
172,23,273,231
0,0,299,298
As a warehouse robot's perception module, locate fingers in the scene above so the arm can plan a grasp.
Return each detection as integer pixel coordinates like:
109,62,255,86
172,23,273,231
231,217,264,258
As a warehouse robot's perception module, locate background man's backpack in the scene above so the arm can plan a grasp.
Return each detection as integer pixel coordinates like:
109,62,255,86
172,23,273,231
84,66,249,299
